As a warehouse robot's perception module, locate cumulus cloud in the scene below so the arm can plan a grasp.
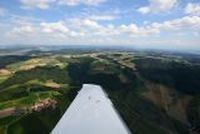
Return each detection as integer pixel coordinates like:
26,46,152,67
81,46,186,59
20,0,106,9
20,0,55,9
10,26,35,34
117,24,158,36
89,15,116,21
58,0,106,6
137,0,177,14
151,16,200,31
109,16,200,36
81,19,100,28
185,3,200,16
40,21,69,33
40,21,86,37
5,15,200,46
42,16,200,37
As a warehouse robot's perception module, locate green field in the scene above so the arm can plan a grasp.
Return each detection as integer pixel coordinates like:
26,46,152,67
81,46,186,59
0,51,199,134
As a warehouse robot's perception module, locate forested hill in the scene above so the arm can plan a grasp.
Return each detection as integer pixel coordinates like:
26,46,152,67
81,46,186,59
0,51,199,134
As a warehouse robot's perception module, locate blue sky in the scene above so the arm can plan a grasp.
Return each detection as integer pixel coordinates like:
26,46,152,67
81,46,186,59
0,0,200,50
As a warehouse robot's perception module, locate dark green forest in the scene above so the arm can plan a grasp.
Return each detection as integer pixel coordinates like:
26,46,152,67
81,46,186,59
0,51,199,134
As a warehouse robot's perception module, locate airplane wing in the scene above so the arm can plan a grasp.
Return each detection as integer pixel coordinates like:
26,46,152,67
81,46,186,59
51,84,130,134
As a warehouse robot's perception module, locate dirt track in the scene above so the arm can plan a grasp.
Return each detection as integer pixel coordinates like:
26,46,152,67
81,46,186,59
0,108,16,118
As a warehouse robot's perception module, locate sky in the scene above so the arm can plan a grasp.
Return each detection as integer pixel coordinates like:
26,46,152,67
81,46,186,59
0,0,200,50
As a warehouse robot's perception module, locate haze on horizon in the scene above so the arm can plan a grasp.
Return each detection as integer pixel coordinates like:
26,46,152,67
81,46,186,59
0,0,200,50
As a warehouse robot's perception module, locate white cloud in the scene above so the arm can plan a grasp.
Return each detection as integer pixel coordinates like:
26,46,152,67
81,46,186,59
81,19,98,27
89,15,116,21
11,26,35,34
8,15,200,36
7,15,200,38
20,0,55,9
137,7,150,14
185,3,200,16
4,15,200,47
70,16,200,37
20,0,106,9
117,23,160,36
137,0,177,14
68,18,103,32
39,20,86,37
58,0,106,6
40,21,69,33
64,16,200,37
151,16,200,31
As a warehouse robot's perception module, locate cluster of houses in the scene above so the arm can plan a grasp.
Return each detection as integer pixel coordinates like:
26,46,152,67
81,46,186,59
31,98,57,112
